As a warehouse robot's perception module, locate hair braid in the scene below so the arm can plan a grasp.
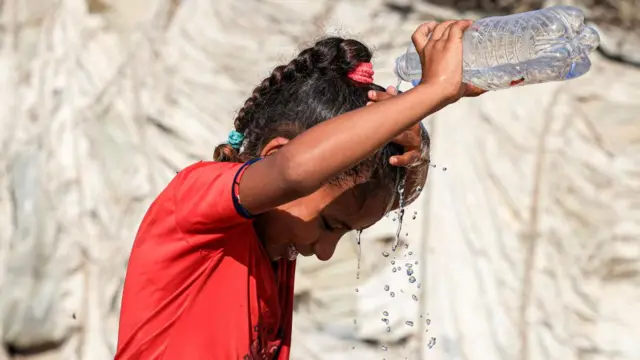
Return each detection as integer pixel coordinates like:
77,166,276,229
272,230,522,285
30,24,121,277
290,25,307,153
214,37,374,162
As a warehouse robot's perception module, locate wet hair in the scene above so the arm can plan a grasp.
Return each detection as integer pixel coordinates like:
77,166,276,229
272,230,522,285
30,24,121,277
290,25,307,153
214,37,429,195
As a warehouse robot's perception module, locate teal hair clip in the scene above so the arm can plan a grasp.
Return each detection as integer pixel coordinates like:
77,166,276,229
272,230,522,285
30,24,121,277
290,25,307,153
227,130,244,150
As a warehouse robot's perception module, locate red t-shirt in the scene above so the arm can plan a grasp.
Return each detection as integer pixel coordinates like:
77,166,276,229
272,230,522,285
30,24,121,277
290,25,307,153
115,161,296,360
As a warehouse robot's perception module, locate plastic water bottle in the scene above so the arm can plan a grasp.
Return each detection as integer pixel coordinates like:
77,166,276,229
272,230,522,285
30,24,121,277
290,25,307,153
394,6,600,90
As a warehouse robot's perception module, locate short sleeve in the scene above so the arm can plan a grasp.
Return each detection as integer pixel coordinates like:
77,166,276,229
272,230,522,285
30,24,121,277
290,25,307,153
174,160,258,233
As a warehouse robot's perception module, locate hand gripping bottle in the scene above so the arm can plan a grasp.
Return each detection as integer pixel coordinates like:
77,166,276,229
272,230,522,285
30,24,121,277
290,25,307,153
394,6,600,90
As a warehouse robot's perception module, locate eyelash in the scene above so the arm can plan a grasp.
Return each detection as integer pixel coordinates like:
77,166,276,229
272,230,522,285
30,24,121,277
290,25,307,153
321,216,335,231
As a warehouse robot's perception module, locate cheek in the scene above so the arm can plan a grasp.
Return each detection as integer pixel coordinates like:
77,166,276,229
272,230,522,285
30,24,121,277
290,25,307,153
277,197,325,244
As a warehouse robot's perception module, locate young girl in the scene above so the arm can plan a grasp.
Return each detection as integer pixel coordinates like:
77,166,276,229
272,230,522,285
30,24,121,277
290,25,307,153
115,20,482,360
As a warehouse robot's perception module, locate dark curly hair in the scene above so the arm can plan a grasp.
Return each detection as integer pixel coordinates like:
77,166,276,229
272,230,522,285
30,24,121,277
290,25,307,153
214,37,426,193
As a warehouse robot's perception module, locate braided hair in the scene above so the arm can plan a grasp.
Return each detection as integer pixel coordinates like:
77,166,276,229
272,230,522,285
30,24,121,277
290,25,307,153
214,37,427,190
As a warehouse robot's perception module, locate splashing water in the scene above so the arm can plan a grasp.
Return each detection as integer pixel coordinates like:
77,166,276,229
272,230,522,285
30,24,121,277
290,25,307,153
392,176,406,252
408,276,416,283
384,285,390,291
356,230,362,281
405,321,414,326
390,292,395,297
427,337,436,349
386,326,391,332
382,251,389,257
406,268,414,276
381,345,388,351
412,294,418,301
426,319,431,325
383,311,389,316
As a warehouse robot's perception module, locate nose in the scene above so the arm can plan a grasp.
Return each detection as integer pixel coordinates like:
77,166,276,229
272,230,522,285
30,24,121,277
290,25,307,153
313,233,344,261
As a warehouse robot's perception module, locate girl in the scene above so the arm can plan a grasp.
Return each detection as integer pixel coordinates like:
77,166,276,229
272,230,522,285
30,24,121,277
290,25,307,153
115,20,482,360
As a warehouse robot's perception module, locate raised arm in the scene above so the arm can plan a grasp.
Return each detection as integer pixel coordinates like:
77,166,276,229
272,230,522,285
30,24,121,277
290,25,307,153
239,20,474,215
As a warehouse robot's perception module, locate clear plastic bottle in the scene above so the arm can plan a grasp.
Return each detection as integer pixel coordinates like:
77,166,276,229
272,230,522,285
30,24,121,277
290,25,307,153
394,6,600,90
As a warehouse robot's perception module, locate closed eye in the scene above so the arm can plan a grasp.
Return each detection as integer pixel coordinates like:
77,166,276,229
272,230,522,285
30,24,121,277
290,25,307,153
320,215,335,231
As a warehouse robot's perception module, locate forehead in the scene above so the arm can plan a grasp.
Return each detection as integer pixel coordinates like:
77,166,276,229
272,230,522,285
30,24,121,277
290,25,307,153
323,182,391,230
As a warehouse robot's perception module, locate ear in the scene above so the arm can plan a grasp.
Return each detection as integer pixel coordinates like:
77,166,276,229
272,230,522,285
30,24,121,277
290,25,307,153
260,137,290,157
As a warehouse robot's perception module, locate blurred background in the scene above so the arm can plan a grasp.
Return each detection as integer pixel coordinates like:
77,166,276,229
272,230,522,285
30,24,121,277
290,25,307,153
1,0,639,359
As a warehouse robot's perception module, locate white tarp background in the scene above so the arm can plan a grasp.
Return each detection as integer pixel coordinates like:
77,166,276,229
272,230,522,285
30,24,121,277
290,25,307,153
0,0,639,359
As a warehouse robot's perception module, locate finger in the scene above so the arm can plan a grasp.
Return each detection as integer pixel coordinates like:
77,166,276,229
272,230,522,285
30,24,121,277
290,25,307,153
464,84,487,97
390,151,421,167
368,90,394,102
386,86,398,95
430,20,456,41
366,101,374,106
411,21,437,59
448,20,473,41
442,21,456,40
392,130,421,148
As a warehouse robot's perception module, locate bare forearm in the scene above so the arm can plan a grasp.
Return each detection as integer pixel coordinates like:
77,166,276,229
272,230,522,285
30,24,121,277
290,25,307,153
279,84,442,189
239,83,446,214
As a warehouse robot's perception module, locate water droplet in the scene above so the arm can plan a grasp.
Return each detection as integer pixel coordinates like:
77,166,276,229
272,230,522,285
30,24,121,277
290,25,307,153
382,251,389,257
392,218,396,222
386,326,391,332
352,346,355,350
384,285,390,291
392,268,397,273
381,345,388,351
430,164,436,168
412,215,416,220
355,288,359,292
405,263,413,268
408,251,413,255
408,276,416,283
417,283,421,289
442,167,447,171
426,319,431,325
391,260,395,265
414,211,418,215
412,294,418,301
416,186,422,192
406,268,414,276
397,266,401,271
405,232,409,236
383,311,389,316
381,318,389,324
353,319,357,324
427,337,436,349
390,292,395,297
405,321,414,326
415,261,418,265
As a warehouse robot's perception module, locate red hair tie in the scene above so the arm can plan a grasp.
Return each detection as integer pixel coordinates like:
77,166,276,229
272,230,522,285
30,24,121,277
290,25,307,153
348,62,374,84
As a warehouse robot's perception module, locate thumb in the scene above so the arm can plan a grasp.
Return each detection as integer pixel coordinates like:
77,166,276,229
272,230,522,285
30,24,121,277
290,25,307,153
411,22,437,61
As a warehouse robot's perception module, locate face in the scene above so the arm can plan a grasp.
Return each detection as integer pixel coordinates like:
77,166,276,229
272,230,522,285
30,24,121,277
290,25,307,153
253,180,390,262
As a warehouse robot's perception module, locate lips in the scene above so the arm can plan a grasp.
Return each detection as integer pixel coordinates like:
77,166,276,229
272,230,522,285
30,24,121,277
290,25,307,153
286,244,299,261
